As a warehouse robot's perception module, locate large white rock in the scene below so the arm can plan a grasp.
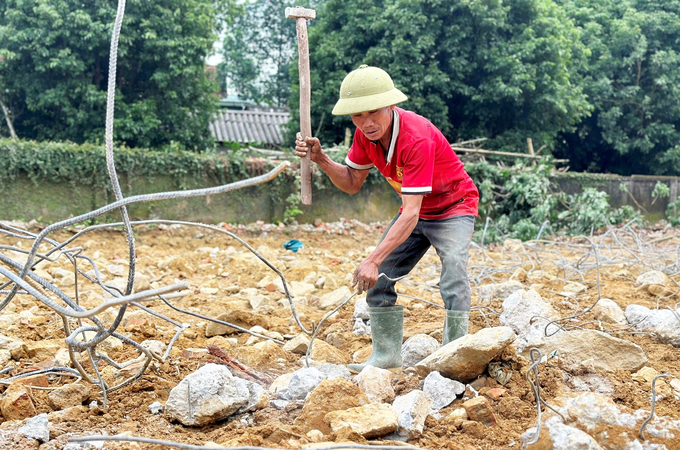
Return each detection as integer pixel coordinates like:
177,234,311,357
165,364,250,426
523,329,647,373
401,334,440,369
422,371,465,411
287,367,325,400
392,390,432,439
19,413,50,443
500,289,561,347
415,326,516,382
353,296,370,320
635,270,670,287
324,403,398,438
521,416,603,450
625,304,680,347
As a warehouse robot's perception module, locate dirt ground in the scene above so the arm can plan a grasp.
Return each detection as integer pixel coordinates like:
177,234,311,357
1,222,680,450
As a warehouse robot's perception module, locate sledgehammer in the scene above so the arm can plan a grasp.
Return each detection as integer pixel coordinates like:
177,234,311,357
286,6,316,206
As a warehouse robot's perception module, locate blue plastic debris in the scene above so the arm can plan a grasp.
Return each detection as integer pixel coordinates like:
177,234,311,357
283,239,304,253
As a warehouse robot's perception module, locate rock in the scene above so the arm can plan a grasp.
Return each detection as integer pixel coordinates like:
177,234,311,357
590,298,628,325
415,326,516,382
19,413,50,443
245,326,284,345
500,289,561,346
303,271,318,284
636,270,669,287
148,402,163,414
269,372,295,399
22,339,65,360
521,416,603,450
462,396,497,427
392,390,432,438
317,363,351,381
561,282,587,295
294,379,369,434
47,383,90,410
554,391,640,431
352,318,371,336
274,279,316,297
503,239,524,253
422,371,465,411
133,273,151,292
235,340,288,369
477,280,524,303
625,304,680,347
283,334,310,354
237,380,270,413
315,276,326,289
442,407,468,428
567,374,614,397
308,340,350,365
401,334,440,369
205,309,270,337
355,365,395,403
319,286,352,310
0,384,36,420
287,367,326,400
353,297,370,320
165,363,250,426
523,329,648,373
324,403,398,438
248,295,272,312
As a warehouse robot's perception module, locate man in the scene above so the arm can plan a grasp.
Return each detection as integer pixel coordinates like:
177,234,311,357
295,65,478,372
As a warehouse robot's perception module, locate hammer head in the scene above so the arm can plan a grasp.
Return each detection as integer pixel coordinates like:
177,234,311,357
285,6,316,20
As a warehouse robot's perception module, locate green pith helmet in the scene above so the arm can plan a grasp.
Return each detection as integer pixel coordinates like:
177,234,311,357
332,65,408,116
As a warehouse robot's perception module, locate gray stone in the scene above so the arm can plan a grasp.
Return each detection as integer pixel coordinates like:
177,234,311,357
523,329,647,373
317,363,352,381
392,390,433,439
165,363,250,426
625,304,680,347
287,367,325,400
521,416,603,450
402,334,440,368
353,296,370,320
591,298,628,325
415,326,516,382
19,413,50,443
148,401,163,414
237,380,270,413
477,280,524,303
270,399,289,410
269,372,294,399
48,383,90,410
500,289,561,347
282,334,310,354
352,318,371,336
422,371,465,411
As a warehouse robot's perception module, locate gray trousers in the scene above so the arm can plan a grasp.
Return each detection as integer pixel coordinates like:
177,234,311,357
366,214,475,311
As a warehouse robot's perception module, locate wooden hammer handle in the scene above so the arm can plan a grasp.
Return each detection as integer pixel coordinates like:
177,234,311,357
295,17,312,206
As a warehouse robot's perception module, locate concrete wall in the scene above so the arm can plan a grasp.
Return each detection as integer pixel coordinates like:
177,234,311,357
2,171,676,224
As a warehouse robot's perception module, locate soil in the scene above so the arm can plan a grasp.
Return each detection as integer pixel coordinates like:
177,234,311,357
1,222,679,450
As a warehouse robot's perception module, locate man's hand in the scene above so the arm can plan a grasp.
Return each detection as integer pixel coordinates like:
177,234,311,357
352,259,379,294
295,132,323,163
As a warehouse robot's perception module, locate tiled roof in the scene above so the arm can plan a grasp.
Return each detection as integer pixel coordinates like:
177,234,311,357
210,109,291,145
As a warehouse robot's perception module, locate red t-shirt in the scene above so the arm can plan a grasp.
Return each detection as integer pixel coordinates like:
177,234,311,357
345,107,479,220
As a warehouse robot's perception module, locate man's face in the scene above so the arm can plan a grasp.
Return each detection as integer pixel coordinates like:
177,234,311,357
351,106,394,142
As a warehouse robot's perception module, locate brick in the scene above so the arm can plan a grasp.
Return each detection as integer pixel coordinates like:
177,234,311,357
463,396,497,427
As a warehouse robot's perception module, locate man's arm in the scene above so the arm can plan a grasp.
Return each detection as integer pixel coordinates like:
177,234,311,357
353,194,423,293
295,134,369,194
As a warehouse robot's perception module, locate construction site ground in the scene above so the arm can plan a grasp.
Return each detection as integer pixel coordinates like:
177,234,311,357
1,222,680,450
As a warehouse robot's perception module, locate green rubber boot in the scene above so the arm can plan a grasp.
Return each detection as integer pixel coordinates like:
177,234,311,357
348,305,404,374
442,310,469,345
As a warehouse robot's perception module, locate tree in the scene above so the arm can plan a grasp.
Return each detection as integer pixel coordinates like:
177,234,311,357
219,0,322,109
0,0,233,150
556,0,680,175
293,0,590,152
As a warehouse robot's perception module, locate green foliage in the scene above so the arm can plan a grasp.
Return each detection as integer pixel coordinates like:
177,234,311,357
219,0,321,108
667,199,680,226
555,0,680,175
0,0,232,150
652,181,670,200
466,159,643,241
295,0,589,150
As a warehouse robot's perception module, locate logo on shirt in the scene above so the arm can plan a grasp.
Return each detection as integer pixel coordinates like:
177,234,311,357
396,166,403,181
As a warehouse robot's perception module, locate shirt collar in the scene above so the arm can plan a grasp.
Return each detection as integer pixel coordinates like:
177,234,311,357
370,108,400,165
